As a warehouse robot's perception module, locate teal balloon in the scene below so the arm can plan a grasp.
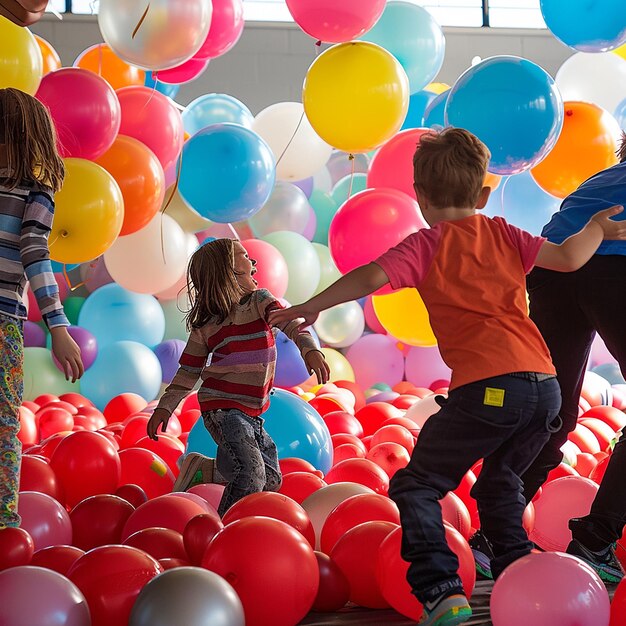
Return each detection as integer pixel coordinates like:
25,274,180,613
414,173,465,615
331,173,367,207
423,89,450,128
161,299,189,342
23,347,80,400
309,190,338,245
501,171,561,235
80,340,162,410
144,71,180,99
401,90,438,129
78,284,165,348
360,1,445,94
182,94,254,137
186,388,333,473
178,123,276,223
445,56,564,175
50,260,79,274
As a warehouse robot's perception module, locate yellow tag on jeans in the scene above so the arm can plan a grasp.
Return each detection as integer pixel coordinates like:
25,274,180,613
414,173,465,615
484,387,505,407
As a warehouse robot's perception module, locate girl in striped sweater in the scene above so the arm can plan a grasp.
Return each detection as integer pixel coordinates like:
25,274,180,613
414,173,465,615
147,238,329,516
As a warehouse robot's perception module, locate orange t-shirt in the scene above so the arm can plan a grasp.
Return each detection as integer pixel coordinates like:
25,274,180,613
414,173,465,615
375,214,556,390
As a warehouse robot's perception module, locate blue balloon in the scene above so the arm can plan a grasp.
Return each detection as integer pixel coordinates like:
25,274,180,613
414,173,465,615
401,90,438,130
78,284,165,348
178,123,276,223
445,56,564,175
144,71,180,99
80,340,162,410
274,331,310,388
50,260,79,274
153,339,186,384
360,2,445,94
182,93,254,137
423,89,450,129
541,0,626,52
186,388,333,474
500,171,561,235
615,97,626,131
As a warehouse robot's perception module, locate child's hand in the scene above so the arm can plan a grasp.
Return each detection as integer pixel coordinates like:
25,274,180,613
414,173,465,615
147,408,171,441
269,304,319,329
305,350,331,385
591,205,626,239
50,327,84,382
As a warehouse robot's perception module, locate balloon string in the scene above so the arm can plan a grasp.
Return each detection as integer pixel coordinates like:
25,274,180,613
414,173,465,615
97,43,103,78
160,155,183,263
347,153,355,198
226,223,239,240
275,112,305,169
133,3,150,39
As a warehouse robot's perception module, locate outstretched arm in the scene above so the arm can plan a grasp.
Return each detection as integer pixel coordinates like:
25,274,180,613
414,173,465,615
535,205,626,271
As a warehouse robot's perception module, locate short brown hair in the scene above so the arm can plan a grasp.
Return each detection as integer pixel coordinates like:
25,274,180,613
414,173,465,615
413,127,491,209
0,88,65,192
617,131,626,163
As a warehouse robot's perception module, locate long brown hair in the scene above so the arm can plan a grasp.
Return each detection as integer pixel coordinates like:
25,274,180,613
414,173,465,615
0,88,65,192
185,238,247,329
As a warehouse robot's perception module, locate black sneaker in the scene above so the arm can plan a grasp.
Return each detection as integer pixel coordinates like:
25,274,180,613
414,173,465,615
566,538,625,584
469,530,494,580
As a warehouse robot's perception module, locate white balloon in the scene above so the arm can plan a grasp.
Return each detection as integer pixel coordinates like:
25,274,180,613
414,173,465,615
312,242,341,295
154,233,199,301
104,213,189,295
248,182,311,237
252,102,333,182
314,301,364,348
556,52,626,114
405,393,444,428
98,0,213,71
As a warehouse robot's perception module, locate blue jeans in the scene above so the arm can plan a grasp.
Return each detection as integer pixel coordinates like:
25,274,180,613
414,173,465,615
388,373,561,603
202,408,282,516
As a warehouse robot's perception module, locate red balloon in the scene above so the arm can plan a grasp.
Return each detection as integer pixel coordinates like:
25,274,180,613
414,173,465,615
381,416,421,438
68,545,163,626
392,394,421,410
73,406,106,431
546,462,579,483
367,128,430,197
582,405,626,432
31,545,85,576
38,406,74,440
158,557,191,570
33,394,59,407
575,452,599,478
124,527,188,561
183,513,224,565
312,551,350,612
70,494,135,550
49,431,121,508
0,527,34,571
155,57,210,85
202,517,319,626
104,393,147,424
181,392,200,413
320,493,400,555
440,492,472,540
371,424,415,452
59,392,93,409
589,456,611,484
323,410,364,437
376,523,476,621
17,406,37,446
279,457,323,477
333,443,366,464
325,458,390,495
134,435,184,475
611,578,626,626
356,402,403,437
330,520,399,608
122,493,207,540
240,238,290,298
222,491,315,548
19,455,63,503
452,470,479,529
119,416,150,449
578,417,616,451
178,408,201,433
569,423,601,455
331,433,368,454
118,447,174,499
115,483,149,508
308,395,347,417
279,471,327,504
367,442,411,478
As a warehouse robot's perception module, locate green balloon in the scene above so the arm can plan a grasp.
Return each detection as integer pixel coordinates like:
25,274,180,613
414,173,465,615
63,296,85,326
161,299,189,342
309,190,338,246
312,243,341,296
23,347,80,400
371,382,393,392
331,173,368,207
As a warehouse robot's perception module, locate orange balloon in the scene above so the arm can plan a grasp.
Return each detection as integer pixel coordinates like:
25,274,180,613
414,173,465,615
74,43,145,91
34,34,61,75
531,101,620,198
95,135,166,236
483,171,502,192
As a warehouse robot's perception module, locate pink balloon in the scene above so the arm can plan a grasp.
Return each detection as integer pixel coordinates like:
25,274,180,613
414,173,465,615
116,86,184,171
240,238,289,299
490,552,610,626
18,491,72,551
405,346,451,389
168,491,216,514
286,0,387,43
328,187,428,283
155,57,210,85
194,0,244,60
529,476,599,552
363,296,386,334
367,128,430,198
346,334,405,390
188,483,226,512
302,205,317,241
36,68,121,160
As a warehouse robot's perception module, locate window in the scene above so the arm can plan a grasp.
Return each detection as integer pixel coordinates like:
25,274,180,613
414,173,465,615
487,0,546,29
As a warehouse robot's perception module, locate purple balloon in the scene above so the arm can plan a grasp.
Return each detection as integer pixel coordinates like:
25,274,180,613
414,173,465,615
293,176,314,198
301,205,317,241
153,339,186,383
366,391,400,404
0,566,90,626
52,326,98,372
24,321,47,348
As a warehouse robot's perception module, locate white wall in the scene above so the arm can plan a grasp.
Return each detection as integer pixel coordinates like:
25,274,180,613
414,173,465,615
31,14,573,114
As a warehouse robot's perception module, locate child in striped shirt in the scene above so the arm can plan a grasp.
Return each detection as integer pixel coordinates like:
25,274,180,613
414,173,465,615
147,237,329,516
0,88,84,530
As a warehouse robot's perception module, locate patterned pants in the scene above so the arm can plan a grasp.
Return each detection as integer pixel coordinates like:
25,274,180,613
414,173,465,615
202,408,282,517
0,314,23,529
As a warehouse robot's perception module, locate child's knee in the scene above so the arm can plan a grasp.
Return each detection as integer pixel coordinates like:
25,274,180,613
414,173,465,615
265,471,282,493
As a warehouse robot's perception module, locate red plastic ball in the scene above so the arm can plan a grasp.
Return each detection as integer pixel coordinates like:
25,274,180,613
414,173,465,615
31,545,85,576
312,551,350,612
334,380,366,412
118,447,174,499
59,392,93,408
103,393,147,424
333,443,366,463
124,527,188,561
356,402,403,436
323,410,364,437
279,471,327,504
279,457,323,477
324,458,390,495
183,513,224,565
331,433,368,454
440,492,472,540
17,406,37,446
134,434,184,474
371,424,415,453
19,455,63,503
366,442,411,478
38,406,74,440
115,483,149,508
178,408,201,433
0,527,34,571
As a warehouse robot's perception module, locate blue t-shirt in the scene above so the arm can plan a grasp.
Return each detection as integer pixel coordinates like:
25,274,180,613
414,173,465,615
541,161,626,255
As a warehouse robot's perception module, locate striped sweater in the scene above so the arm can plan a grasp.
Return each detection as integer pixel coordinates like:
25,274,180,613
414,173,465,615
157,289,319,416
0,175,68,328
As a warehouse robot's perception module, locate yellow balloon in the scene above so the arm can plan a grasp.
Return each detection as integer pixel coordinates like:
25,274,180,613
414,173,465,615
303,41,410,153
0,17,43,94
372,288,437,347
614,42,626,60
321,348,355,383
51,159,124,264
425,82,450,95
